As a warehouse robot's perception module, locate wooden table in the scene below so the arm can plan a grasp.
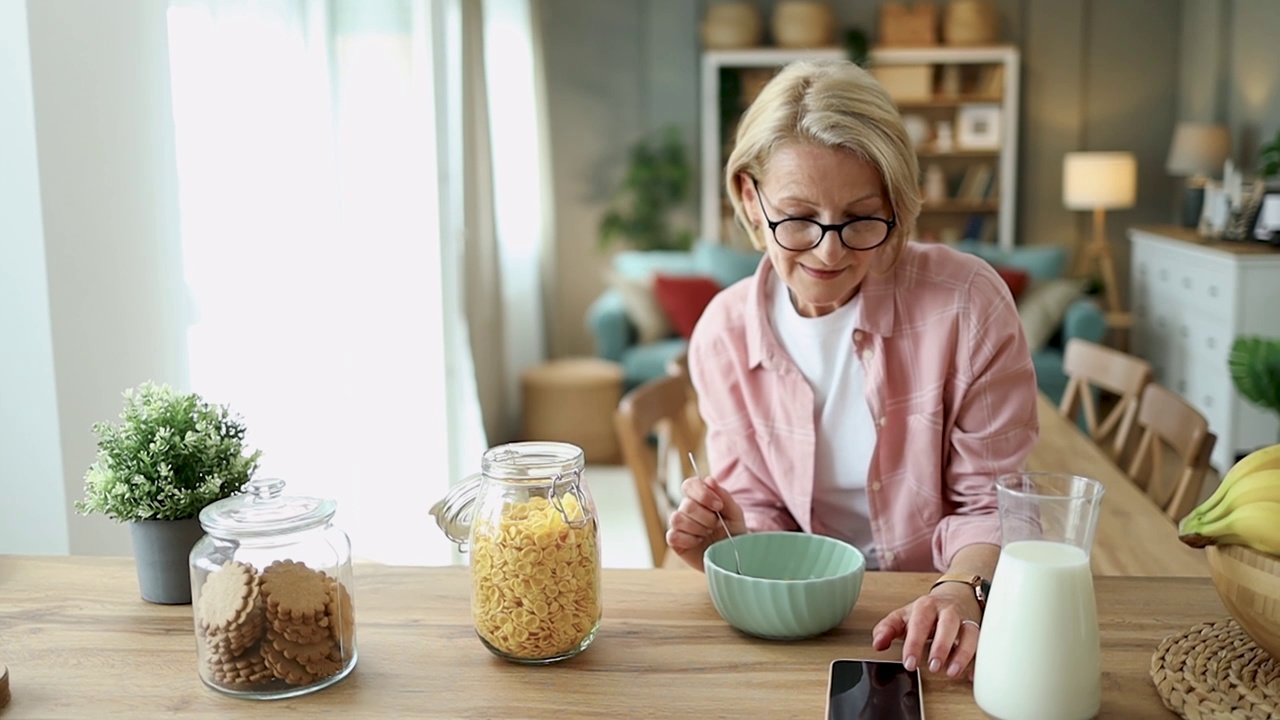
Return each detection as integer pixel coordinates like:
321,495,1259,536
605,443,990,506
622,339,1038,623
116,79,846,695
1027,393,1209,577
0,556,1226,718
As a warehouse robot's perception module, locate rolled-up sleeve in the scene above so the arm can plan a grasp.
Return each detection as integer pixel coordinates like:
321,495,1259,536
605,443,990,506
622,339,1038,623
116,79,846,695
689,309,800,534
932,267,1039,570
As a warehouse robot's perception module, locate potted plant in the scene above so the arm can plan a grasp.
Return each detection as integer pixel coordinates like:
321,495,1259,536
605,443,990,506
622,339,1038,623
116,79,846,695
1260,128,1280,183
1229,336,1280,443
75,382,261,604
598,125,694,253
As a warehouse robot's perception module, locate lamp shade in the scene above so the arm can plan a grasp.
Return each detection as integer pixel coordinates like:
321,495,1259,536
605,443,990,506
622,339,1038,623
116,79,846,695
1063,152,1137,210
1166,122,1229,177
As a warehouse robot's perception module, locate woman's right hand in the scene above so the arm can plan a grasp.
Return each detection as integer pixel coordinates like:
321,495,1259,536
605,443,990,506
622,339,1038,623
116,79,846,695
665,475,748,572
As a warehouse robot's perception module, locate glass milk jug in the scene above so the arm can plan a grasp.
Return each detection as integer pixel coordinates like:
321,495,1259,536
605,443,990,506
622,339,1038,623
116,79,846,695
974,473,1105,720
430,441,602,664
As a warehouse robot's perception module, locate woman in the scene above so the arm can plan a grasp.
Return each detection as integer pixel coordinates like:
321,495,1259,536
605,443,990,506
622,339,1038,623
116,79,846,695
667,59,1038,681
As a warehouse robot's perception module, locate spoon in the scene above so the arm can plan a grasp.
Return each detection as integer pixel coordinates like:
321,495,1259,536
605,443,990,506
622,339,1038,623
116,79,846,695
689,452,742,575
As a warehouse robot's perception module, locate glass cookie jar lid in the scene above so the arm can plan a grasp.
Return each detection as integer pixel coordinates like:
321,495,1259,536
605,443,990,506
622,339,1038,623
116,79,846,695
200,477,336,538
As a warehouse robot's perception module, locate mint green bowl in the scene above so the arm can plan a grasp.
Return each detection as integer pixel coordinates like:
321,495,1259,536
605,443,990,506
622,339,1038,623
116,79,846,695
704,532,866,640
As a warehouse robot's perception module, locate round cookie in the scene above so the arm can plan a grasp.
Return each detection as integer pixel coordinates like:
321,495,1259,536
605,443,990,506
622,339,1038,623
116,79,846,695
198,561,257,634
326,579,356,651
266,627,336,665
210,649,273,688
262,645,318,686
260,560,329,623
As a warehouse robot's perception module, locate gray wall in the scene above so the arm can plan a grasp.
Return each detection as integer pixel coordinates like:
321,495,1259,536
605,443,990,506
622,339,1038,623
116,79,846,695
541,0,1208,358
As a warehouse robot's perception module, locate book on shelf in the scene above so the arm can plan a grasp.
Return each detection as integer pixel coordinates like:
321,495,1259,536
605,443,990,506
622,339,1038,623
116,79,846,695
954,163,996,202
961,213,997,243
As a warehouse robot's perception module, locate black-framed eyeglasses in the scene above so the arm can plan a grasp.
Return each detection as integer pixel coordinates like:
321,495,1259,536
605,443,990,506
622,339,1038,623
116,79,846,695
753,179,896,252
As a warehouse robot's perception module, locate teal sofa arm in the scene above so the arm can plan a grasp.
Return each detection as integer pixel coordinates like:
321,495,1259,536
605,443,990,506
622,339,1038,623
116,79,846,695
586,289,633,363
1062,297,1107,346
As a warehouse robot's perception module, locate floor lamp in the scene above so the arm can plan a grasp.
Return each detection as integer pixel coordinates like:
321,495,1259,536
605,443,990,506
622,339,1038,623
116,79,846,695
1063,151,1137,333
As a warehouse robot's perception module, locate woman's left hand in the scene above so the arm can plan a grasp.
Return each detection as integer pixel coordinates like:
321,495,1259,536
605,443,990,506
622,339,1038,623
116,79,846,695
870,584,982,681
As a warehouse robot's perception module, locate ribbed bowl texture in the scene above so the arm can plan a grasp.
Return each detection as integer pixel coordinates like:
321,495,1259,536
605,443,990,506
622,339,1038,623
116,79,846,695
704,531,865,640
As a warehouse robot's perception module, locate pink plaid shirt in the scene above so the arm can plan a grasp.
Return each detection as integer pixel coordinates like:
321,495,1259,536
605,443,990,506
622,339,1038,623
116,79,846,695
688,242,1039,572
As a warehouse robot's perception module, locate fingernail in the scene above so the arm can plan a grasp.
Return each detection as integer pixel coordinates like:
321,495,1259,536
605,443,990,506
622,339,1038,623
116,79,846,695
948,663,961,677
928,658,940,673
904,656,916,672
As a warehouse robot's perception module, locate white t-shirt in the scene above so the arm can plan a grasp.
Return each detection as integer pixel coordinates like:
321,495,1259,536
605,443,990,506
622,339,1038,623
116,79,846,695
768,273,878,563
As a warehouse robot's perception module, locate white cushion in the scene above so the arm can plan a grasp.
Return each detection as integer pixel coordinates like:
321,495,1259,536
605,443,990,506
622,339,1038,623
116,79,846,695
608,271,672,345
1017,278,1086,353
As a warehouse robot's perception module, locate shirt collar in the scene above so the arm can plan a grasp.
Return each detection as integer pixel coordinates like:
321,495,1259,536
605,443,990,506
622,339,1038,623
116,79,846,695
746,254,898,369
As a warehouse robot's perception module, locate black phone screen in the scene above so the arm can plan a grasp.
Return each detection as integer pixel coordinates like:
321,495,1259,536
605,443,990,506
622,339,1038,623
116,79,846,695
826,659,924,720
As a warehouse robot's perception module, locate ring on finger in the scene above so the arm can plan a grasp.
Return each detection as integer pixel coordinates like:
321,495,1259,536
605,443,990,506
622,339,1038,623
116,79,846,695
960,619,981,632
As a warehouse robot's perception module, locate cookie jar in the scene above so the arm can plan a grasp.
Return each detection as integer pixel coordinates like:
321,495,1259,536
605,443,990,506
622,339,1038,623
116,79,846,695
189,477,357,699
431,441,602,664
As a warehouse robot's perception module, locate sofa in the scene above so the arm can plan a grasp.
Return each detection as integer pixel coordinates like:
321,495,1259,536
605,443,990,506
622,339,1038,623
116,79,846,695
586,239,1105,404
586,241,764,390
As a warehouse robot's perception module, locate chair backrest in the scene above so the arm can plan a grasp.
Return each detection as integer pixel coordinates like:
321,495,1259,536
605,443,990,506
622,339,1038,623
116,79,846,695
666,352,707,455
1059,338,1152,462
1125,382,1217,523
614,373,701,568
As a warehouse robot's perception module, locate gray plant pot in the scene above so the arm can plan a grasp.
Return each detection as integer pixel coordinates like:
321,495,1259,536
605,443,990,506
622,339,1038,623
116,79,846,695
129,517,206,605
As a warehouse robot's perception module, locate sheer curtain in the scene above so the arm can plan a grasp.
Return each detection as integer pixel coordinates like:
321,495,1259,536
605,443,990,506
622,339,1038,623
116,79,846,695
165,0,487,565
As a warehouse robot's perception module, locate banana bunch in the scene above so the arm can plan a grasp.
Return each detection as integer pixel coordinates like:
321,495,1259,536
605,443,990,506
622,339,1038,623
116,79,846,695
1179,444,1280,556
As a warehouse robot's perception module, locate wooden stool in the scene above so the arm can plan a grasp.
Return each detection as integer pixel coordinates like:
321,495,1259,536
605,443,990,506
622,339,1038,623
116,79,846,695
521,358,625,464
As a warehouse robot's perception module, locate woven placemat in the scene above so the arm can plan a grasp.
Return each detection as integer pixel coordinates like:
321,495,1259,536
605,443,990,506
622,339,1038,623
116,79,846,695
1151,617,1280,719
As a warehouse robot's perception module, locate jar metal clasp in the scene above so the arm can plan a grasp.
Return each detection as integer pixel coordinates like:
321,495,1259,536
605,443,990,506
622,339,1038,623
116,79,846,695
429,473,484,553
550,469,590,528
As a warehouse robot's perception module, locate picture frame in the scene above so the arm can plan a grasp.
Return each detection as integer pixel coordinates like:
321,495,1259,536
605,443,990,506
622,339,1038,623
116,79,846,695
956,104,1001,150
1198,180,1229,237
1251,191,1280,244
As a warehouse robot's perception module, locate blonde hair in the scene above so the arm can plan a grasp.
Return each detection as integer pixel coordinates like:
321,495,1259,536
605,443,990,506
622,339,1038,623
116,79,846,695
725,59,921,264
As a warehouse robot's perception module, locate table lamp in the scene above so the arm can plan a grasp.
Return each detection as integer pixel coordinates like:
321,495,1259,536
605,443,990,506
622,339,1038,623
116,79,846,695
1063,151,1136,328
1166,123,1229,227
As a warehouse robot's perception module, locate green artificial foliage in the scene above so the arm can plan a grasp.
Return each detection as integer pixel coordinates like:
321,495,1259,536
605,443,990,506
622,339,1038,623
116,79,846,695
1261,129,1280,179
1229,336,1280,421
598,126,694,252
75,382,262,522
843,28,869,67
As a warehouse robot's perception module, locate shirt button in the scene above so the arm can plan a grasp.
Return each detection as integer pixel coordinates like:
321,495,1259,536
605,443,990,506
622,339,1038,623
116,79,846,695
854,330,864,342
877,416,887,428
862,348,875,361
884,551,896,562
872,481,882,492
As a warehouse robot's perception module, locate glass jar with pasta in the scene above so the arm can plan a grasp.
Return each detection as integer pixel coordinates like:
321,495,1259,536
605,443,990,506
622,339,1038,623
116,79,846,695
430,441,601,664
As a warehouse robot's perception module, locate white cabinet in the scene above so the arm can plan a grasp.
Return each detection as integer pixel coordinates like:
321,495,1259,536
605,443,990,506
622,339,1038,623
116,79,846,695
700,45,1020,250
1128,226,1280,472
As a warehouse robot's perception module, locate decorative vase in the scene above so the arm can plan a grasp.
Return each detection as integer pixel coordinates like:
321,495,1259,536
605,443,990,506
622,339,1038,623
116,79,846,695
129,517,206,604
701,2,763,50
771,1,836,49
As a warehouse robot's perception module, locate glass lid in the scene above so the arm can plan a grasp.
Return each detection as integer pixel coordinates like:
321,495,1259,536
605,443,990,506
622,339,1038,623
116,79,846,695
200,477,336,537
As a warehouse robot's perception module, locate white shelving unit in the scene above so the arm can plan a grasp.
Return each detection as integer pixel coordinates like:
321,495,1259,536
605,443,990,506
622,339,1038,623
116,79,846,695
700,45,1021,251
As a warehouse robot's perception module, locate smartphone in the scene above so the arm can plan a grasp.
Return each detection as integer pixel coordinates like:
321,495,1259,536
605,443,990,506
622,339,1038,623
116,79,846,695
825,659,925,720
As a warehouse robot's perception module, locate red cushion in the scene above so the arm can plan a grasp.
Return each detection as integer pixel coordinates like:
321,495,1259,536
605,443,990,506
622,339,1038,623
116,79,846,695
992,265,1030,302
652,274,722,339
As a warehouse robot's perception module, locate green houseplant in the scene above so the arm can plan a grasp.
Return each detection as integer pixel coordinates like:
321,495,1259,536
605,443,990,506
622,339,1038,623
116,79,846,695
1260,129,1280,181
76,382,261,604
598,126,694,252
1229,336,1280,429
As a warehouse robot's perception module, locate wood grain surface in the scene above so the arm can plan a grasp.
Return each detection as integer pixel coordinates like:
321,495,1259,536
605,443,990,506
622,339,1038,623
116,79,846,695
0,556,1224,718
1028,393,1210,577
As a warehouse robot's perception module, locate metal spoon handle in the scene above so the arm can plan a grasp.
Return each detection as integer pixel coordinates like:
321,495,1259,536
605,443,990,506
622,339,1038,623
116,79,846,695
689,452,742,575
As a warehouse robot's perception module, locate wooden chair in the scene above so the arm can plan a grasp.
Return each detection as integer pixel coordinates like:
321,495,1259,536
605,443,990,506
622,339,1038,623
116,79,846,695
665,352,707,457
1125,382,1217,523
1058,338,1152,462
614,373,701,569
